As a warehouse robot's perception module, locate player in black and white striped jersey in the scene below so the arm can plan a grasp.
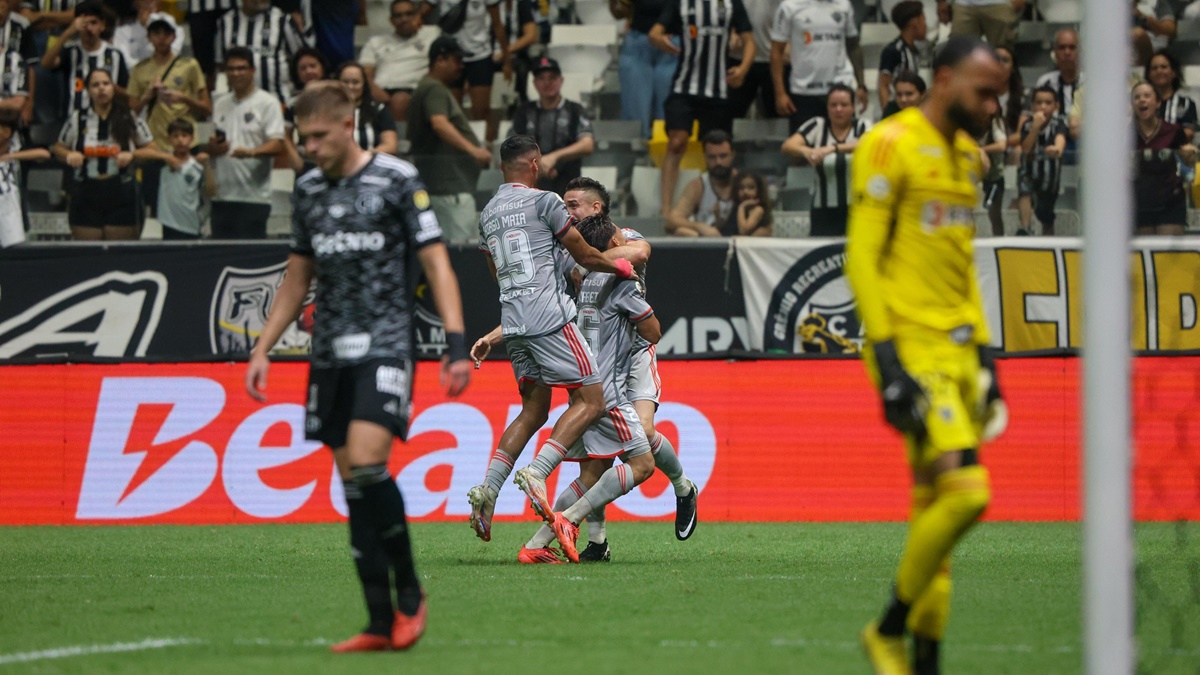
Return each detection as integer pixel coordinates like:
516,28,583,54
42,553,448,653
51,67,156,241
215,0,309,104
781,84,871,237
18,0,79,33
40,1,128,118
0,116,49,248
648,0,754,219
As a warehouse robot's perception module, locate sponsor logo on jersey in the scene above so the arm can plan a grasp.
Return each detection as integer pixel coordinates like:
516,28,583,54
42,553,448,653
210,263,314,356
333,333,371,360
0,271,166,359
761,243,862,354
311,230,386,255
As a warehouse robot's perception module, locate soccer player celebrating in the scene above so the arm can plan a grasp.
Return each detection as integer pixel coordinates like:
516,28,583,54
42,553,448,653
846,37,1008,675
468,135,635,551
245,81,473,653
561,177,698,561
516,212,663,564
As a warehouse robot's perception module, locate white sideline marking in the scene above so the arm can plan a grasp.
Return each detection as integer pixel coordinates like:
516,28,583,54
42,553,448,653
0,638,202,665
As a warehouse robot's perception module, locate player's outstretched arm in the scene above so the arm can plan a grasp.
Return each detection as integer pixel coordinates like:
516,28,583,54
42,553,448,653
246,253,316,401
560,226,637,280
418,242,472,396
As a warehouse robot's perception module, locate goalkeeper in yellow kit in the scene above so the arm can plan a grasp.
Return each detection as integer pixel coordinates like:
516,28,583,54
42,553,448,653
846,37,1009,675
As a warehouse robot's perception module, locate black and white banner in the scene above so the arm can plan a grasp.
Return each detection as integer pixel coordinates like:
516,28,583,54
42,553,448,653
0,242,747,362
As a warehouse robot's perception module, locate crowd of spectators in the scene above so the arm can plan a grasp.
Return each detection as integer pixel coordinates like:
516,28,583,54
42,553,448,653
0,0,1197,247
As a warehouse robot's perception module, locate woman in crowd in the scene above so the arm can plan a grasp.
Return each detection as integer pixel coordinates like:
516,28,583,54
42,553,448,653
978,96,1009,236
1145,50,1196,143
880,71,925,119
1132,81,1196,236
335,61,400,156
994,45,1026,163
283,48,332,173
780,84,871,237
52,68,157,241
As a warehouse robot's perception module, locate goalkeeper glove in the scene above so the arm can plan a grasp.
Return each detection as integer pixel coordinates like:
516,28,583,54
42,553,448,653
976,346,1009,441
872,340,929,438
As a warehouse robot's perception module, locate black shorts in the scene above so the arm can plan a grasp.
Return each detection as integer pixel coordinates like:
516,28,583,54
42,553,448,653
809,205,848,237
385,87,415,96
1136,197,1187,230
787,93,827,133
663,93,732,136
305,358,414,449
186,10,224,76
462,57,496,88
68,177,139,228
981,178,1005,208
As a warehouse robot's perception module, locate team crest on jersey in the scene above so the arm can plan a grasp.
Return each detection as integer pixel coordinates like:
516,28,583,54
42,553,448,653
356,192,384,215
244,112,255,123
762,243,862,353
210,262,314,355
413,189,430,210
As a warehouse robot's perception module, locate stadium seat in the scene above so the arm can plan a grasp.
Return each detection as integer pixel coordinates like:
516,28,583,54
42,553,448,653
583,147,640,184
546,45,612,84
27,212,70,239
737,152,789,182
785,165,815,189
859,23,895,45
573,0,622,26
1039,0,1081,23
585,166,619,196
271,168,295,192
476,168,504,194
593,119,644,148
619,215,668,237
629,165,662,216
778,186,813,211
732,118,792,150
550,23,619,47
469,120,487,143
1059,164,1079,188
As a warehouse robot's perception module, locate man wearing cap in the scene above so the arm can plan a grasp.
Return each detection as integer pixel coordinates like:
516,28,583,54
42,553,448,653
506,57,594,196
113,0,185,66
128,12,210,213
407,35,492,243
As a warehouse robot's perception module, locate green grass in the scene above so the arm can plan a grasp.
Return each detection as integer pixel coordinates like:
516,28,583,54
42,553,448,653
0,522,1196,674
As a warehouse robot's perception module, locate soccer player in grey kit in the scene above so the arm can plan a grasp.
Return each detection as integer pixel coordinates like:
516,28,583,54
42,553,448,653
468,135,636,558
245,81,472,653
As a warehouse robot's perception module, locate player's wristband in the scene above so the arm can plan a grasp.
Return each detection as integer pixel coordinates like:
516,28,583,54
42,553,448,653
613,258,634,280
446,332,470,363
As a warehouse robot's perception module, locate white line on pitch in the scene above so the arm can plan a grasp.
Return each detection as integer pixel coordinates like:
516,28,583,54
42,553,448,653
0,638,203,666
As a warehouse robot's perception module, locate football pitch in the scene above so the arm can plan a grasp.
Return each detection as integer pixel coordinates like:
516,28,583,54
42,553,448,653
1,522,1197,674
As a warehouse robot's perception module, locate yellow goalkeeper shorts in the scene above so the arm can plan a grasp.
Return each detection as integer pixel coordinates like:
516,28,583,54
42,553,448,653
863,327,984,467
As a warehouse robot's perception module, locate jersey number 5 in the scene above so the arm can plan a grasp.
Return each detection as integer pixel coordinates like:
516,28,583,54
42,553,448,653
487,230,536,292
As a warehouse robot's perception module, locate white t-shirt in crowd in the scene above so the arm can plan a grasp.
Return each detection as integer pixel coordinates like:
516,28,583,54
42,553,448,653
158,156,206,235
112,17,185,66
211,88,285,204
436,0,501,62
770,0,857,96
359,25,441,90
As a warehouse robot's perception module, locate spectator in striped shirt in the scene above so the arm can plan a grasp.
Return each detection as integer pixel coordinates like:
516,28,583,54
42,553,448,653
1,0,36,126
215,0,309,103
780,83,870,236
1145,50,1196,143
41,1,129,119
0,115,49,248
51,67,157,241
1017,85,1066,236
876,0,924,116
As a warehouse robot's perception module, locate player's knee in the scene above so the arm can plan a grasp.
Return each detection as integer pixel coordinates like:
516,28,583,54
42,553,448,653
936,464,991,520
628,453,655,484
666,135,688,154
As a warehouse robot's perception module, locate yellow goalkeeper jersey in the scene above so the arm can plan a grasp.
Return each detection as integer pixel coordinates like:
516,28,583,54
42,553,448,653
845,106,991,345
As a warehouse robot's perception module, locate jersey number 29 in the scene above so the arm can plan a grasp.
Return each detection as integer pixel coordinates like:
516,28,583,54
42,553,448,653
487,230,536,292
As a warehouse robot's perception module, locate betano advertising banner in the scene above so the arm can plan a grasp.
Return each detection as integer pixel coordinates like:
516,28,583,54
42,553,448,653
2,358,1197,525
737,236,1200,353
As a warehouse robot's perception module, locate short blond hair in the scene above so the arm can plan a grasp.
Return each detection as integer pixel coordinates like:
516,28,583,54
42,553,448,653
292,81,355,120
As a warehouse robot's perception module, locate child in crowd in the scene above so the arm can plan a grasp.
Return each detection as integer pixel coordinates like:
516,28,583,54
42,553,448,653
978,96,1008,236
1017,84,1067,235
157,118,215,240
725,171,773,236
0,117,51,248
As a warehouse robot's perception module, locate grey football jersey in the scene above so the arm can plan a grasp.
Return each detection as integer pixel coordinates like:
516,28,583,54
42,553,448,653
620,227,653,351
479,183,576,338
290,154,444,368
576,272,654,406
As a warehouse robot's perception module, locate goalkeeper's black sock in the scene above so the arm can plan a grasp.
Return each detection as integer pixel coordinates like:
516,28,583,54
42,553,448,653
878,590,911,637
913,636,940,675
353,465,423,616
344,481,393,637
